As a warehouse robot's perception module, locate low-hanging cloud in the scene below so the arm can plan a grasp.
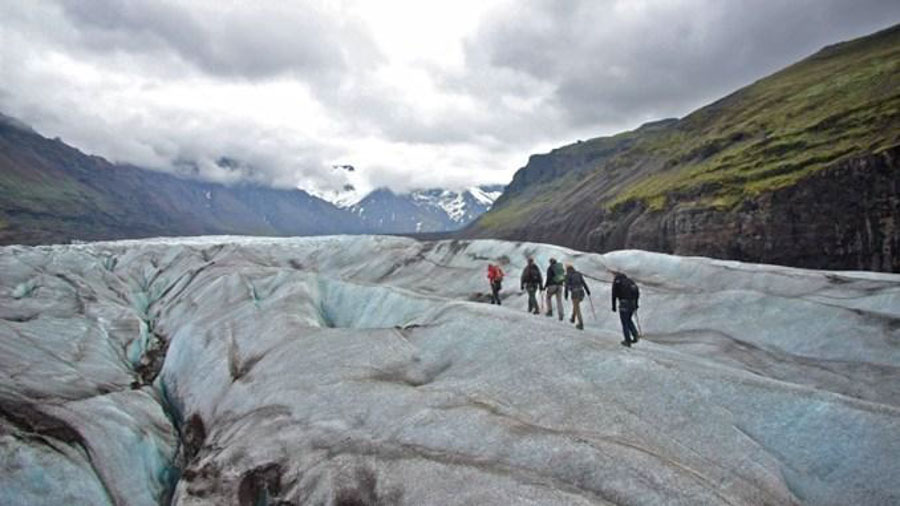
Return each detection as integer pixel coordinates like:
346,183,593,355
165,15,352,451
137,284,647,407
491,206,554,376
1,0,898,198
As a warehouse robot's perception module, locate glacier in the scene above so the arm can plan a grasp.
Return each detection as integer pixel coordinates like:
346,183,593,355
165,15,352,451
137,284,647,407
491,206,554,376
1,235,899,505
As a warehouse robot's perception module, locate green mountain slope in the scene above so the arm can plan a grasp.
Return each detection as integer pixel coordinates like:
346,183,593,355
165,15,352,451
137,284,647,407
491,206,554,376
467,24,900,272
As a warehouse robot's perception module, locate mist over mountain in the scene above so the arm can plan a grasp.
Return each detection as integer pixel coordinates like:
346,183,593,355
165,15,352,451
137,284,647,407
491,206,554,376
0,114,366,244
0,114,502,244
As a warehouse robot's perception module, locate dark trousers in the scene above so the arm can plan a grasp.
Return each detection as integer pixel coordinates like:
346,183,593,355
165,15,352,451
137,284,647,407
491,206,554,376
490,281,502,305
619,308,639,342
526,285,539,313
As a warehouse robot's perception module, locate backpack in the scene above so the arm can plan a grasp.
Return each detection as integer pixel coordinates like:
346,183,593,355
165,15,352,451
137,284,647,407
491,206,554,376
551,263,566,284
569,272,585,297
524,264,540,284
489,265,504,281
616,275,639,300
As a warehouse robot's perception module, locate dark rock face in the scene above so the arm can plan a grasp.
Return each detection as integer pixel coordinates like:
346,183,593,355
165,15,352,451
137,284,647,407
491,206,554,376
627,147,900,271
471,147,900,272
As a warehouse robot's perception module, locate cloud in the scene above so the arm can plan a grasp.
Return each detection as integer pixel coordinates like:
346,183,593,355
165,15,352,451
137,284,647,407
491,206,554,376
467,0,900,127
1,0,898,199
55,0,382,85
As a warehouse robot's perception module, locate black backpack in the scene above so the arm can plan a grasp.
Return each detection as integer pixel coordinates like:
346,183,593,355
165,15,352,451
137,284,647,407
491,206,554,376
525,264,541,283
616,275,639,300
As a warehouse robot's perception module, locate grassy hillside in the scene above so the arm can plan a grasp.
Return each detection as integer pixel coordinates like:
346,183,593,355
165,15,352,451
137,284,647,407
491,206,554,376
477,24,900,230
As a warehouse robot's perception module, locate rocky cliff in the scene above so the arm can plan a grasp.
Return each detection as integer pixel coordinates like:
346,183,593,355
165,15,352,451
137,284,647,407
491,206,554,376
466,24,900,272
475,147,900,271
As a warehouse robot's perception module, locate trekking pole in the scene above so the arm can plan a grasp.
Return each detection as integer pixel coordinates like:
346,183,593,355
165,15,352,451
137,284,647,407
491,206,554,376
588,294,598,321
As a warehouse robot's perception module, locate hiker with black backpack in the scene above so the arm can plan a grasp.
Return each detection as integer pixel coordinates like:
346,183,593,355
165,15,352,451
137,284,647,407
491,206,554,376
564,264,591,330
611,272,640,347
543,258,566,320
520,257,543,314
487,263,504,305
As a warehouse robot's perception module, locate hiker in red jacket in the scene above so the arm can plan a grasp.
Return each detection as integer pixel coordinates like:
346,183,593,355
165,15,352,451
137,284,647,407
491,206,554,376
487,263,504,305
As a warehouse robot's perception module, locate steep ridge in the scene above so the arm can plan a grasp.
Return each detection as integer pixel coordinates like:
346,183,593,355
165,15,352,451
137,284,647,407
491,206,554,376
465,24,900,272
1,236,899,504
0,115,367,245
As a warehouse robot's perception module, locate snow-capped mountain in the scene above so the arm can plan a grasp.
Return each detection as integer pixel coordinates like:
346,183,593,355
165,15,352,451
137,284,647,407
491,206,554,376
304,184,366,209
350,184,505,233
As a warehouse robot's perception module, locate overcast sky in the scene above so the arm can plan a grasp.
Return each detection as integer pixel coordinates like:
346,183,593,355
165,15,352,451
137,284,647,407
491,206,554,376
2,1,899,200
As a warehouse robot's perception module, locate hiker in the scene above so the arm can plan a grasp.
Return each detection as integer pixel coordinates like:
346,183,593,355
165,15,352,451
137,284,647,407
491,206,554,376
543,258,565,320
611,272,640,347
520,257,543,314
487,263,504,305
564,264,591,330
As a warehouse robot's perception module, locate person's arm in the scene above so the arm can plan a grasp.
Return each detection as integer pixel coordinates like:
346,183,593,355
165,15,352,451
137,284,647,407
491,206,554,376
583,277,591,296
520,269,526,290
538,269,543,290
611,282,617,311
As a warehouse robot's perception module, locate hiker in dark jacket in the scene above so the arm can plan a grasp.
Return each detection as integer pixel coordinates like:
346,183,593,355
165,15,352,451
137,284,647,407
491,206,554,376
543,258,565,320
564,265,591,330
611,272,640,347
520,257,543,314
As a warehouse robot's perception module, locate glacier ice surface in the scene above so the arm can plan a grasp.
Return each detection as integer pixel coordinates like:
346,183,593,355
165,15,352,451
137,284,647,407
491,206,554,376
1,235,899,505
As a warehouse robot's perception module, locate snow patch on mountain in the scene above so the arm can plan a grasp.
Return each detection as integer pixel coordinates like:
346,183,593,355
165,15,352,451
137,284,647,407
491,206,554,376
304,185,365,208
468,185,504,207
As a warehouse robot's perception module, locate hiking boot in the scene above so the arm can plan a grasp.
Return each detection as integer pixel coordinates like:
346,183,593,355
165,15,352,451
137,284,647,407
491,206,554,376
620,340,631,348
632,335,640,343
546,311,553,317
558,315,564,321
576,323,584,330
569,315,575,323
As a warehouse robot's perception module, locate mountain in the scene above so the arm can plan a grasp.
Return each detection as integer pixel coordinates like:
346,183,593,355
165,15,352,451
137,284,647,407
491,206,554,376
350,185,504,233
0,114,369,244
0,114,503,244
465,24,900,272
3,236,899,504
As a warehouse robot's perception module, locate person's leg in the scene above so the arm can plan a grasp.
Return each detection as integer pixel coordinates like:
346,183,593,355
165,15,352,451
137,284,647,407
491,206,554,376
619,309,633,345
574,299,583,328
490,283,499,304
495,282,502,305
627,312,639,342
555,289,564,320
527,287,537,313
545,286,555,316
